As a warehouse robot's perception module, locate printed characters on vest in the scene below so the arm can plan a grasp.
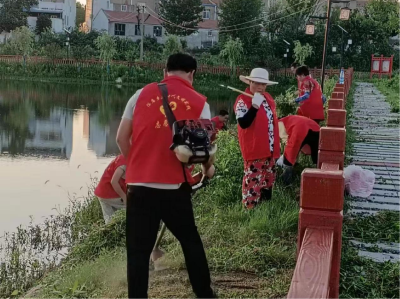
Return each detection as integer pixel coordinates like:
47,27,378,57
276,115,321,185
234,68,280,209
94,154,127,224
116,53,216,299
294,65,327,123
211,109,229,133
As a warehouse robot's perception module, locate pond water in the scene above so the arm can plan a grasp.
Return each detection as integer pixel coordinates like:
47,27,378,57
0,80,239,238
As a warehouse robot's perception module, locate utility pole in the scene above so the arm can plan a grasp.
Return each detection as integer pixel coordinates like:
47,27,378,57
335,24,348,68
320,0,332,92
319,0,350,92
137,4,145,61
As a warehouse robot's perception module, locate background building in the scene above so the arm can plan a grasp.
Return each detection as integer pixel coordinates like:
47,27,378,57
89,0,220,48
27,0,77,33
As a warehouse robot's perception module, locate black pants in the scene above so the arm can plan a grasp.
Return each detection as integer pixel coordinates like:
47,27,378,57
301,129,320,164
284,130,320,166
126,185,213,298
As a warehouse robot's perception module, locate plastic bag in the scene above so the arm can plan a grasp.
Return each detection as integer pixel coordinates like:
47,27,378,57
344,165,375,198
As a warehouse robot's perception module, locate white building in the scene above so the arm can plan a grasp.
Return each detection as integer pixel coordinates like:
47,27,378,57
88,112,121,157
0,108,73,159
90,0,220,49
27,0,77,33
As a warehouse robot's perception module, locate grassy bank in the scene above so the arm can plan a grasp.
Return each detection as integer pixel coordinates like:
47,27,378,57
371,75,400,113
22,130,306,299
339,84,400,298
0,61,295,94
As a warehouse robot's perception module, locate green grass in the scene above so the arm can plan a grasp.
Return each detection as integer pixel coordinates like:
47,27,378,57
340,244,400,298
32,247,295,299
370,76,400,113
343,211,400,244
25,129,305,298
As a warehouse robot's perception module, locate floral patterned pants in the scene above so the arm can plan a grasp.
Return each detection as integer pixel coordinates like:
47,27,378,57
242,157,276,209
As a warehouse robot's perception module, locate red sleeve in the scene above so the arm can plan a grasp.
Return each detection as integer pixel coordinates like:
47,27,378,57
284,129,308,165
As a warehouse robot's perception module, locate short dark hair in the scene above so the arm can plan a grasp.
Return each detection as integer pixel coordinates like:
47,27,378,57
295,65,310,76
166,53,197,73
219,109,229,116
291,62,299,68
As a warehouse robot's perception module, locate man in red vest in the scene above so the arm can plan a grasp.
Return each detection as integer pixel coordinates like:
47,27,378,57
211,109,229,133
276,115,321,184
116,53,215,298
294,66,325,123
94,154,127,224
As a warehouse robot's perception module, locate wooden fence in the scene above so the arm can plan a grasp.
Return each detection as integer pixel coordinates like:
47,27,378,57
287,68,354,298
0,55,366,79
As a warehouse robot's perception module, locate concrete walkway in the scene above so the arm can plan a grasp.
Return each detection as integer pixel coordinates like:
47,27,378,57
348,82,400,263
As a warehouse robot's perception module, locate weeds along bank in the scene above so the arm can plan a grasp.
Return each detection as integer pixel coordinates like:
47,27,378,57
0,129,305,299
370,75,400,113
0,61,300,99
0,78,338,298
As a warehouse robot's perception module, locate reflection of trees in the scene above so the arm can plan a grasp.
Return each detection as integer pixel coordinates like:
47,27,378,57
0,80,247,155
0,100,34,155
0,80,135,112
97,86,113,127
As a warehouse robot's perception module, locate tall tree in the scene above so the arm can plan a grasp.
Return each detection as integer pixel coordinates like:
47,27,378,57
76,2,85,27
7,26,34,57
219,36,243,75
95,33,117,65
293,40,313,65
219,0,263,55
35,14,52,35
0,0,38,33
159,0,203,36
163,35,182,58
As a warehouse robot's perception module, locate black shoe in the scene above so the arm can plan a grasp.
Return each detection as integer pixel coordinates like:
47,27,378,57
282,166,294,185
196,288,217,298
260,188,272,201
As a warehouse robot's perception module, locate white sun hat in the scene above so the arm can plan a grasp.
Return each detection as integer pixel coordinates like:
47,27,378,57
239,68,278,85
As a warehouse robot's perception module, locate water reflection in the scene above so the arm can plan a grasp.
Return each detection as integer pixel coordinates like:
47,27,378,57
0,81,135,157
0,80,236,235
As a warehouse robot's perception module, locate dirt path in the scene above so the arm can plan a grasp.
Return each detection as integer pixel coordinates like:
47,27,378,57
149,269,292,298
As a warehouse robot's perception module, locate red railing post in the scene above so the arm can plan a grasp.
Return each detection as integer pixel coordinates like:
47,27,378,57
288,69,354,299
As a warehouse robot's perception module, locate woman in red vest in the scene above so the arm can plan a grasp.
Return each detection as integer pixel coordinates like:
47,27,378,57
295,66,325,123
234,68,280,209
276,115,321,184
211,109,229,133
94,154,127,224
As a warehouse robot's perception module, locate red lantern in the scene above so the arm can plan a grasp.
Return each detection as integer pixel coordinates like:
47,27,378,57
306,22,315,35
340,7,351,20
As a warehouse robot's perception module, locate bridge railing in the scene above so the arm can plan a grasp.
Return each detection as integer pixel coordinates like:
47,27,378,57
287,68,353,299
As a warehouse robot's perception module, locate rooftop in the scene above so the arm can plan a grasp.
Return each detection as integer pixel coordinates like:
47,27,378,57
103,10,219,29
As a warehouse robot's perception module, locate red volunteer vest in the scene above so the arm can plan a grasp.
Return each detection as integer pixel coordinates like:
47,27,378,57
126,76,206,185
280,115,320,165
235,88,280,161
211,116,224,132
94,155,127,199
297,76,324,121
